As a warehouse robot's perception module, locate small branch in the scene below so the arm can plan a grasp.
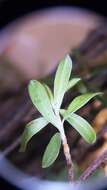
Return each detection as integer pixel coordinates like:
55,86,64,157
61,129,74,182
79,150,107,181
0,100,30,144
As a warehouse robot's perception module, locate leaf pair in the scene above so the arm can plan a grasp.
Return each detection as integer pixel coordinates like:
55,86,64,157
60,92,102,144
53,55,81,114
20,118,61,168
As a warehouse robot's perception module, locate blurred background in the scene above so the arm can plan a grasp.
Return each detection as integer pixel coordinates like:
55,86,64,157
0,0,107,28
0,0,107,190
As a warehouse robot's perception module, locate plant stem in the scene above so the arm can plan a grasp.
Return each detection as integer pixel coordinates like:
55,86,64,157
60,127,74,182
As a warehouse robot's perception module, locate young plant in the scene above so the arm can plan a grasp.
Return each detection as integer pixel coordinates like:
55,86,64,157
20,55,101,181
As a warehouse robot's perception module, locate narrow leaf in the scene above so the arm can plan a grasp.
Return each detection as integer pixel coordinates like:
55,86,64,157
68,92,102,114
20,117,48,152
66,113,96,144
43,84,53,103
66,78,81,91
54,55,72,112
28,80,58,126
42,132,61,168
60,109,66,117
77,81,88,94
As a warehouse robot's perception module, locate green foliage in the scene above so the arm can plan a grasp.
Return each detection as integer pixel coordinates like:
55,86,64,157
20,117,48,152
68,92,102,114
53,55,72,114
62,93,102,119
28,80,59,128
20,54,101,168
43,84,53,104
62,111,96,143
66,78,81,91
42,133,61,168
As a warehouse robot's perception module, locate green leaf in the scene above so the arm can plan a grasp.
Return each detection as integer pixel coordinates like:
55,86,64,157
67,92,102,115
20,117,48,152
28,80,59,127
54,55,72,113
66,78,81,91
77,81,88,94
43,84,53,104
60,109,66,117
66,113,96,144
42,132,61,168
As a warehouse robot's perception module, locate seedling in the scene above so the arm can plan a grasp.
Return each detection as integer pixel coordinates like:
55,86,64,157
20,55,101,181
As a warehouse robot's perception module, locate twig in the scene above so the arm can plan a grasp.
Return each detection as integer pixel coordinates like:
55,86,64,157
0,108,37,155
0,100,30,144
78,24,107,54
3,136,21,156
79,150,107,181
